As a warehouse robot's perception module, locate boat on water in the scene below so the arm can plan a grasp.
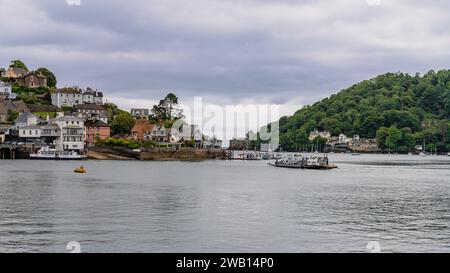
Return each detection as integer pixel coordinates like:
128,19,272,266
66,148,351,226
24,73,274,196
30,146,87,160
260,152,275,160
74,166,86,173
268,154,337,170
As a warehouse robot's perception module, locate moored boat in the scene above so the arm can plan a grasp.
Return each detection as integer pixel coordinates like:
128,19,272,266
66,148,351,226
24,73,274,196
268,154,337,169
74,166,87,173
30,146,87,160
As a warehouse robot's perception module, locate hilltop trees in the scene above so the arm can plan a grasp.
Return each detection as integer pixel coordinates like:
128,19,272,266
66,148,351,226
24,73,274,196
9,60,28,71
36,67,57,88
271,70,450,152
150,93,183,123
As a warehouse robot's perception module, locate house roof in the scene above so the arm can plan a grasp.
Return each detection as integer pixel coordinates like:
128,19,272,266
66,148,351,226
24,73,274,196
54,115,83,122
40,125,59,130
131,120,155,135
8,67,27,76
19,125,41,130
83,88,103,97
56,87,82,94
16,71,47,80
73,104,106,110
15,112,37,124
85,120,111,127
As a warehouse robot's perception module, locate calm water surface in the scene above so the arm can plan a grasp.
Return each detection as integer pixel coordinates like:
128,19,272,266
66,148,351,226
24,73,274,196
1,154,450,253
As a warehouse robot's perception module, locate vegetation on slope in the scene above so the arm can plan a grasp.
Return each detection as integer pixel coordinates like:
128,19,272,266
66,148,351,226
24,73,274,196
275,70,450,152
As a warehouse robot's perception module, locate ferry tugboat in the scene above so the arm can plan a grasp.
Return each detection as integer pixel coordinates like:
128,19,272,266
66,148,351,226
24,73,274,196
30,146,87,160
268,154,337,169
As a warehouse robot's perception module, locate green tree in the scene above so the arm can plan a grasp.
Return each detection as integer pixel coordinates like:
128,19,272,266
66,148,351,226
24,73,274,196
376,126,389,150
36,67,57,88
385,126,402,152
104,103,121,121
111,112,136,135
259,69,450,151
150,93,183,121
9,60,28,71
7,110,19,123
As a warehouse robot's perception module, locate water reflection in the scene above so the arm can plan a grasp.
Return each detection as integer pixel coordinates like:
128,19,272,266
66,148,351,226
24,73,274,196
0,155,449,252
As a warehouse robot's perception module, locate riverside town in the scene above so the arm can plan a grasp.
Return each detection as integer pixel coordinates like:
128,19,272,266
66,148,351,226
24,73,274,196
2,60,450,162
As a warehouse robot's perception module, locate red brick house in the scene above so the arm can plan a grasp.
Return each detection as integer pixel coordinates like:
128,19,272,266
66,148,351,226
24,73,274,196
84,120,111,147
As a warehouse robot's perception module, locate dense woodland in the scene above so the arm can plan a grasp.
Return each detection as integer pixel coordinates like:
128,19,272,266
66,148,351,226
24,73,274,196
273,70,450,153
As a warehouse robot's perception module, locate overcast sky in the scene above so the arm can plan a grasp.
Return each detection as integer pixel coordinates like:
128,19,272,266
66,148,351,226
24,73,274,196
1,0,450,122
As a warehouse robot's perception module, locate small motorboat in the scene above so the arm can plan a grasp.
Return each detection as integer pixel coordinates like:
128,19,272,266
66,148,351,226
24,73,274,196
74,166,86,174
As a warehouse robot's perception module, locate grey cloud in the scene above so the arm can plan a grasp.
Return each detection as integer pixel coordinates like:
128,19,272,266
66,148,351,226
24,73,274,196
1,0,450,109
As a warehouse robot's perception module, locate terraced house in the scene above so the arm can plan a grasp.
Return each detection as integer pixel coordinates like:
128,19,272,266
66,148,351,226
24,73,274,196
51,87,83,107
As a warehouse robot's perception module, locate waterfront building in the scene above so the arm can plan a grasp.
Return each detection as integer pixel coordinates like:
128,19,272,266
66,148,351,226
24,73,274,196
51,87,83,108
147,125,169,142
338,134,348,143
18,126,42,139
309,129,331,141
131,109,149,119
53,115,84,151
130,120,155,141
349,138,379,153
84,120,111,147
72,104,108,123
203,136,223,149
0,125,10,143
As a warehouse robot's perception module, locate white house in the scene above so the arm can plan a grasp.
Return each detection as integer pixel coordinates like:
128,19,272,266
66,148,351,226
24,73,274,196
0,81,15,99
82,88,104,105
53,115,84,151
131,109,149,119
51,88,83,108
18,126,42,139
338,133,348,143
149,125,168,142
15,112,38,127
309,129,331,141
203,136,222,149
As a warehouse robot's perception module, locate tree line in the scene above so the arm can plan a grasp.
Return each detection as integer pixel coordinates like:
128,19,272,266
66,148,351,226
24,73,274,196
265,70,450,153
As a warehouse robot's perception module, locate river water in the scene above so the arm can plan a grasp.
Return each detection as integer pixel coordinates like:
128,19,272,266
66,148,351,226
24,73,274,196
0,154,450,253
